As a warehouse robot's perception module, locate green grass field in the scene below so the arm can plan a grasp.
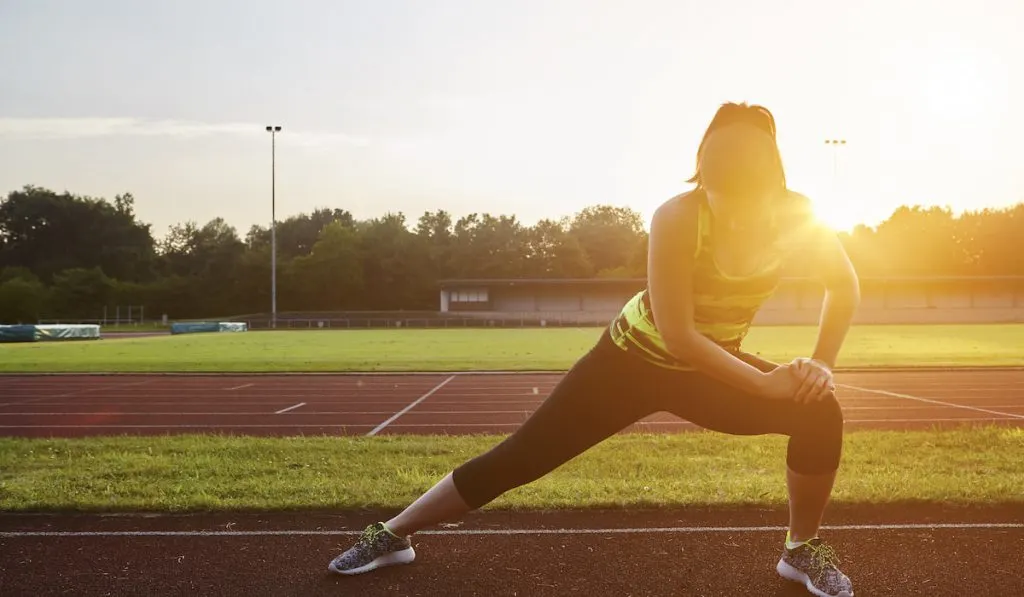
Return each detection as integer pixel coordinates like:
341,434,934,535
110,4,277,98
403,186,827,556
2,324,1023,372
1,428,1021,511
3,323,1022,514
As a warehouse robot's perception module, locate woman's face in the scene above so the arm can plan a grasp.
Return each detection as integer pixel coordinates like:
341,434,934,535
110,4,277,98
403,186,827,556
698,123,783,228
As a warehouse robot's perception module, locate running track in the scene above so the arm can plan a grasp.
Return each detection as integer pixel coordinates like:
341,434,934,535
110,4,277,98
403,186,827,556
1,369,1024,437
2,370,1023,596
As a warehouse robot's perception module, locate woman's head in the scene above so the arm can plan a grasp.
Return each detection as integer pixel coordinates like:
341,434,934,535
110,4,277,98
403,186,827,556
688,102,786,222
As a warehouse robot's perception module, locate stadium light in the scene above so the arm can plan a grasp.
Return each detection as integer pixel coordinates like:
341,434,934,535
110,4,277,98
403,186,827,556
266,125,282,329
824,138,847,180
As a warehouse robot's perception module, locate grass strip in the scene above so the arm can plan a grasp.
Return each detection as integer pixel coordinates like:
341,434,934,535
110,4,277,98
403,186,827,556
1,427,1021,511
1,324,1023,372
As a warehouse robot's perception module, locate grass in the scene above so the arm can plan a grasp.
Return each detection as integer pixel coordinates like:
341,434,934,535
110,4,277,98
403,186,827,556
1,324,1023,373
0,428,1021,511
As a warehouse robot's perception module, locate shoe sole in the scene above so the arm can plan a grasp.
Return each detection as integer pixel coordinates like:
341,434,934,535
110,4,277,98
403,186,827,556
776,559,853,597
328,546,416,576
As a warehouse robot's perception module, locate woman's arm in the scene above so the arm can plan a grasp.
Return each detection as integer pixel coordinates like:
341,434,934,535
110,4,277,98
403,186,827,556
781,194,861,400
786,194,861,369
810,232,860,369
646,195,775,396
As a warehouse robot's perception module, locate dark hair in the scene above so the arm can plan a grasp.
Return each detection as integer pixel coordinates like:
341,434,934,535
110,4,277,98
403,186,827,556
686,102,786,195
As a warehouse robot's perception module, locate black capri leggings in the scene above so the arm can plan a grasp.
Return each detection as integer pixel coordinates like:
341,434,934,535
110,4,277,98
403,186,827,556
451,330,844,510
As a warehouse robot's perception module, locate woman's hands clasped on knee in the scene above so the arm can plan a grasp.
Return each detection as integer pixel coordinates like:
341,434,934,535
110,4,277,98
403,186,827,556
757,359,835,402
788,357,836,403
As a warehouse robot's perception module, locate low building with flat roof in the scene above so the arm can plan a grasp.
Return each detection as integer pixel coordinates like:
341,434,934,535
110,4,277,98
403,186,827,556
438,276,1024,325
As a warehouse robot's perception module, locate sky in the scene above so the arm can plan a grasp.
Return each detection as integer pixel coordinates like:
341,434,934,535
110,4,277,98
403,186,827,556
1,0,1021,238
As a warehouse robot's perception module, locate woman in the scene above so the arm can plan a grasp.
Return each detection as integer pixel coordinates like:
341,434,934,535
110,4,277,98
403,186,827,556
328,102,861,597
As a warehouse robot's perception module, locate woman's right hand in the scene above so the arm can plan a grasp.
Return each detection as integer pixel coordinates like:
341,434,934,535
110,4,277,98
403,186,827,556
758,364,837,401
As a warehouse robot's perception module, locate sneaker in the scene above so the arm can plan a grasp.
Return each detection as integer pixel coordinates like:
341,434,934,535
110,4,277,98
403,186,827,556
327,522,416,575
776,538,854,597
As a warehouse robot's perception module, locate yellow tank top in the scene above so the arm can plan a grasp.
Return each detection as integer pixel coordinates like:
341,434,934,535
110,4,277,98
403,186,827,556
609,192,785,370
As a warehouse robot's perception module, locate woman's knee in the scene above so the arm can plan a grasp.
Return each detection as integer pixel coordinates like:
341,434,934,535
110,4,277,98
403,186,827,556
809,393,845,434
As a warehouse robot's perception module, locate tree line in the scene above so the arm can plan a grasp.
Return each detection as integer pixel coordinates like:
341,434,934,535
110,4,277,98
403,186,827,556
0,185,1022,323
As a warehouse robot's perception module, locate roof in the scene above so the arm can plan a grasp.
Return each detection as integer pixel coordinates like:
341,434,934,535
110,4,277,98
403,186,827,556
438,278,646,288
438,276,1024,289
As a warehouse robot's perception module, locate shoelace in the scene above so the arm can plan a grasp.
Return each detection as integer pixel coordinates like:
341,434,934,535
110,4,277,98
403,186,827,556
807,541,841,573
358,524,387,546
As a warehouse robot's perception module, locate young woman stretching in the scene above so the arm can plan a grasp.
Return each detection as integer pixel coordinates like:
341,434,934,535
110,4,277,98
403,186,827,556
328,102,861,597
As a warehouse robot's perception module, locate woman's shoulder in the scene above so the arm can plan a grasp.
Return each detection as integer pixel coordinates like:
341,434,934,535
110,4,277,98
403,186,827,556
650,188,704,254
654,188,705,221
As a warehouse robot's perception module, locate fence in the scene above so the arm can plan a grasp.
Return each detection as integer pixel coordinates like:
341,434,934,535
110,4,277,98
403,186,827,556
29,277,1024,330
40,305,148,327
240,314,612,330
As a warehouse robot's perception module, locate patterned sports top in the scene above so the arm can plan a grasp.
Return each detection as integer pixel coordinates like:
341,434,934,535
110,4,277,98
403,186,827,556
609,190,807,371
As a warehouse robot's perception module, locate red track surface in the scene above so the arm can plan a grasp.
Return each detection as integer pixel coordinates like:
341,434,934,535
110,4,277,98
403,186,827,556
1,370,1024,437
2,370,1023,596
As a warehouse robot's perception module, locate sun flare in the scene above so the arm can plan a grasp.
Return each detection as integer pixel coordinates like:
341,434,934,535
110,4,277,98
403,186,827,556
809,198,861,233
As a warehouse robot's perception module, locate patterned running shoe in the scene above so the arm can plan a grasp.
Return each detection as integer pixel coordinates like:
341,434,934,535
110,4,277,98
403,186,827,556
776,538,854,597
327,522,416,575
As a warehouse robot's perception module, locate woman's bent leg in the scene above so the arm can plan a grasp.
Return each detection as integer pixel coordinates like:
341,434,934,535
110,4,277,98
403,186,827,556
786,468,837,544
650,354,850,595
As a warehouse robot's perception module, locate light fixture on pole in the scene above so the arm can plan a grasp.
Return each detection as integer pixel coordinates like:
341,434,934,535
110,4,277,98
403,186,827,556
824,138,847,182
265,125,281,329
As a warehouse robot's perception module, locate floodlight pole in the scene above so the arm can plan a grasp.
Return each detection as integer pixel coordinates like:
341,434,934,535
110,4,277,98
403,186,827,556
266,125,282,329
824,138,847,190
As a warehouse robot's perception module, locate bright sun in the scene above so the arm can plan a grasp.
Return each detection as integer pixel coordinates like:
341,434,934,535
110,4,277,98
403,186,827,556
809,198,860,233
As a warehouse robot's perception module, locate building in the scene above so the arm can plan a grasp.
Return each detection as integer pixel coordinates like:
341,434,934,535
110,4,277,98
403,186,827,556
439,276,1024,325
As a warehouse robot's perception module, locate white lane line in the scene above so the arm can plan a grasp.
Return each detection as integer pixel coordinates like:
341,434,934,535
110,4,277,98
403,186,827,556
274,402,306,415
1,522,1022,538
0,400,546,407
838,384,1024,420
0,411,528,416
53,380,155,399
0,410,532,416
225,383,254,391
0,391,552,399
4,380,158,406
366,375,456,436
13,407,1022,416
1,417,1019,430
13,400,1019,410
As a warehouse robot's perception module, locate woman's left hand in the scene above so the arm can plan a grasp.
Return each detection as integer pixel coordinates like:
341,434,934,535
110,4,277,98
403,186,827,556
789,357,835,403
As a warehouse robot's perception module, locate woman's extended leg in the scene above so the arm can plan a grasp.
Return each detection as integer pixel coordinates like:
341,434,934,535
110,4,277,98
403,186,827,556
328,333,656,575
383,472,467,537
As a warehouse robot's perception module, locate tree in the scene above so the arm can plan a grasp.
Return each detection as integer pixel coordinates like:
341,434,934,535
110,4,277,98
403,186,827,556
567,205,647,276
49,268,114,319
285,221,364,310
523,218,593,278
0,186,155,281
870,206,968,276
415,210,455,280
4,183,1024,318
246,208,355,259
0,277,49,323
357,213,433,309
